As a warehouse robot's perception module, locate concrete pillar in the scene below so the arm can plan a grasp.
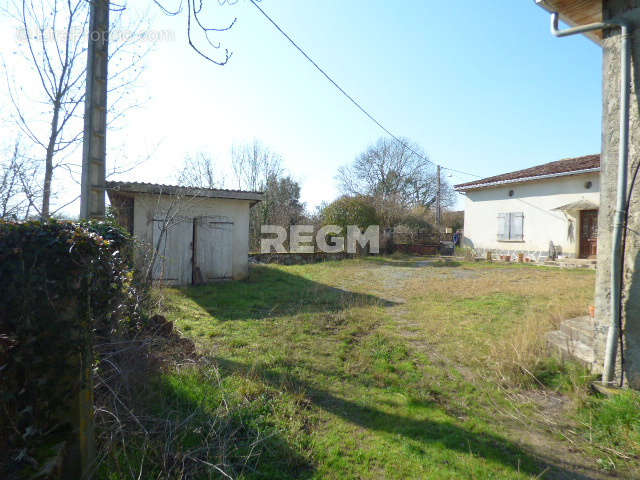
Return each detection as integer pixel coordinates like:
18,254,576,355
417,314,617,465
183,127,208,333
595,0,640,387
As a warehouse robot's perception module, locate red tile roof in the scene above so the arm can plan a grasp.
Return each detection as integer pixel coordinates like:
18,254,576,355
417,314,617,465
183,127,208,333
454,154,600,191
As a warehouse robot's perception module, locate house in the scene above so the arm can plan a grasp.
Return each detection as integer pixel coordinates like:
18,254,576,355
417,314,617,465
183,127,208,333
106,181,263,284
454,155,600,261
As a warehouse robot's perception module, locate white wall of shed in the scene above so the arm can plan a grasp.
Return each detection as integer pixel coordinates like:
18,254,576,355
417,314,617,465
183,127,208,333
132,193,252,280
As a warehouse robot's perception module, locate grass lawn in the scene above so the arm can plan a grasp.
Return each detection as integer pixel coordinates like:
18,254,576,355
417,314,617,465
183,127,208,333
154,257,640,479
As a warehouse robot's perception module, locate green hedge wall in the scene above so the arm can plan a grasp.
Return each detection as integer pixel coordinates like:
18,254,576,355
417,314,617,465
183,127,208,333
0,219,138,478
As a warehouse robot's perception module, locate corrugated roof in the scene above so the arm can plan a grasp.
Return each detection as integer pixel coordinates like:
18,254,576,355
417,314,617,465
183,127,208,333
106,181,263,202
454,154,600,191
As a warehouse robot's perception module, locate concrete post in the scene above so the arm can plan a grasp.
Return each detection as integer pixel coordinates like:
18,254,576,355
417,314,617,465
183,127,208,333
595,0,640,387
80,0,109,219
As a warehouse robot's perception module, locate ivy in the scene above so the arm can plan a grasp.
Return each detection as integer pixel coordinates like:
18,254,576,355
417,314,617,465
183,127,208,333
0,219,139,478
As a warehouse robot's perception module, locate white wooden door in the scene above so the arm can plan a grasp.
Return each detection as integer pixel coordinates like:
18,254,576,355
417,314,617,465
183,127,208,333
194,216,233,281
152,217,193,285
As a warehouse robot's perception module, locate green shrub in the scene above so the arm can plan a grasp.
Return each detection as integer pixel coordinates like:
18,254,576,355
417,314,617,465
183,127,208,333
0,219,138,477
321,195,379,234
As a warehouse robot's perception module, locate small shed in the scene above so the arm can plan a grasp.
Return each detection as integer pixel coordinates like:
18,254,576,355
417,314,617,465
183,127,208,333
107,181,263,284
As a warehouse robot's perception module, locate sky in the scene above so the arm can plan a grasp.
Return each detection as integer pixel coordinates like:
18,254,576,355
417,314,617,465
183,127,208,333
0,0,603,215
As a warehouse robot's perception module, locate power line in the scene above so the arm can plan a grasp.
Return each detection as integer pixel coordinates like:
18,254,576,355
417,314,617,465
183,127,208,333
249,0,482,180
441,165,483,179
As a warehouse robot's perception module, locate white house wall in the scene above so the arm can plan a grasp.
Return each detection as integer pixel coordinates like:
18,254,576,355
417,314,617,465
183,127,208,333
461,172,600,259
132,193,252,280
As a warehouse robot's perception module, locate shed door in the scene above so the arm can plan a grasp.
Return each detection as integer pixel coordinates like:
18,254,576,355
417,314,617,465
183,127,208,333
194,216,233,282
152,217,193,285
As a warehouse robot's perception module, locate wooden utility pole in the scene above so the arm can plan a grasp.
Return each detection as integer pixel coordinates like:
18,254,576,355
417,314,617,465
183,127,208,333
80,0,109,219
436,165,441,234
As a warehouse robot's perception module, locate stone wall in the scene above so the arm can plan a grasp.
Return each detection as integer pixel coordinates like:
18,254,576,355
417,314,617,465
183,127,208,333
249,252,356,265
596,0,640,387
471,247,571,263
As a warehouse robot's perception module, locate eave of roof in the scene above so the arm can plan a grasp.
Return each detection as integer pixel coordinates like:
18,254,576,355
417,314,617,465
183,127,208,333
455,168,599,192
535,0,603,44
106,181,264,202
454,154,600,192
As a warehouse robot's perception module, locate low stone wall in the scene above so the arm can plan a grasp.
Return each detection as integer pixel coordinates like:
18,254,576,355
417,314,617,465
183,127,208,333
249,252,356,265
394,244,440,255
473,247,576,263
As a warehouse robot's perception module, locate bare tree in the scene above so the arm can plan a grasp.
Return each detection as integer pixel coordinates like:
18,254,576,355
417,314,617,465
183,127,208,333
230,140,307,250
231,139,283,191
337,137,454,226
151,0,238,65
0,139,40,219
0,142,25,219
144,188,194,284
107,183,198,284
177,152,225,189
337,137,432,206
2,0,148,219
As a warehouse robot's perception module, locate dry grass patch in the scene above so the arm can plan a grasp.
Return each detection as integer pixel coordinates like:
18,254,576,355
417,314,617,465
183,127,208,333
400,264,595,387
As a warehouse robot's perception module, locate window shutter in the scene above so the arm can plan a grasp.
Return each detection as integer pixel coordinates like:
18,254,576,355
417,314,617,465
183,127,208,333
510,212,524,241
497,213,506,240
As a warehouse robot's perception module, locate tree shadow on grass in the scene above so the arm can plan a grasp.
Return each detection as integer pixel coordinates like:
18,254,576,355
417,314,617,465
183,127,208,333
151,372,314,480
177,265,398,321
211,357,603,480
93,339,315,480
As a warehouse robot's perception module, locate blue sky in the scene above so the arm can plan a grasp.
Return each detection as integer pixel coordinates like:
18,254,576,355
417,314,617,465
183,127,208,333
1,0,604,213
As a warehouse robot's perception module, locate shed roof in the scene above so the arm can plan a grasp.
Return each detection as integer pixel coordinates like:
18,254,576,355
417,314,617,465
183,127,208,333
106,181,263,203
454,154,600,192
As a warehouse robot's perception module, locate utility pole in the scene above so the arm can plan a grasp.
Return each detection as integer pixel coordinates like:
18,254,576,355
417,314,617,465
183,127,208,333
436,165,441,235
80,0,109,219
69,1,109,476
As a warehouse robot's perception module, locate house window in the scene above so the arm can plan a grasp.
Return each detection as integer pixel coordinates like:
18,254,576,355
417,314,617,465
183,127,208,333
497,212,524,241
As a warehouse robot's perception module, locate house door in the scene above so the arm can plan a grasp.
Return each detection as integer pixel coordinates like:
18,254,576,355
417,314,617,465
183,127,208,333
579,210,598,259
152,217,193,285
193,216,233,282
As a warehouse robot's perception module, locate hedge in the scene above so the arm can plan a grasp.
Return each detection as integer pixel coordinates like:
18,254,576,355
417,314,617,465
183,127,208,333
0,219,139,478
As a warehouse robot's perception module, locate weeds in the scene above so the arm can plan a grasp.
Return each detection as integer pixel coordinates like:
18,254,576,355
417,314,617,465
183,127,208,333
532,357,595,392
578,390,640,459
92,330,299,479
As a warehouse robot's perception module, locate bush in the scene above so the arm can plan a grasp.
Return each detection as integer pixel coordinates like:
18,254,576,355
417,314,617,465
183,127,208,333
321,195,379,234
0,219,138,478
